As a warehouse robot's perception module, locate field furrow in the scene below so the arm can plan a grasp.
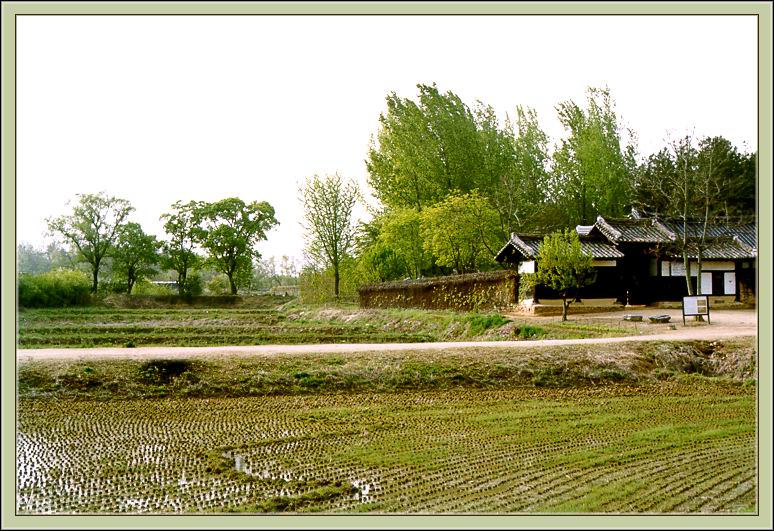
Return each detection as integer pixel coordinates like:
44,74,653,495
16,386,756,514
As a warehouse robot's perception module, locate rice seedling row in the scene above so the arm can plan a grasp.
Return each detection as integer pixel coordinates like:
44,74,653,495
16,386,755,514
17,308,439,348
17,305,648,349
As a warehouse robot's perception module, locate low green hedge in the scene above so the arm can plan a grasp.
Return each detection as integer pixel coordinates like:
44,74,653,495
18,270,92,308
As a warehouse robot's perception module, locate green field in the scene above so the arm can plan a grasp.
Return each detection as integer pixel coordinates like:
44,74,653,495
17,303,644,349
15,299,757,515
17,384,755,514
16,337,757,514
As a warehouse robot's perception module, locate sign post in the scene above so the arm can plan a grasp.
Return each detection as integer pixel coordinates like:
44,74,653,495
682,295,710,325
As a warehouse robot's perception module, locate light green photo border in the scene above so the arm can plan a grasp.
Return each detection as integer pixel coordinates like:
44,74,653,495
1,1,771,529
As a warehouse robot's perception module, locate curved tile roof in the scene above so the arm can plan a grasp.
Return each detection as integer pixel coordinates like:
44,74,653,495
594,216,676,243
495,215,756,263
494,234,623,262
660,221,756,255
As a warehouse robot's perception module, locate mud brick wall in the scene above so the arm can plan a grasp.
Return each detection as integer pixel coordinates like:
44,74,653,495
358,271,518,311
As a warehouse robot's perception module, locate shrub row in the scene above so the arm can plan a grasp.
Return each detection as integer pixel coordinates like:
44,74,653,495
18,270,92,308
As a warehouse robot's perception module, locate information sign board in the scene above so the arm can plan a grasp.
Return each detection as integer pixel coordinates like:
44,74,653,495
682,295,710,325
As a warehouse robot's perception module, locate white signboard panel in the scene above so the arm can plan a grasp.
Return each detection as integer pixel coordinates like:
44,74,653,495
592,260,616,267
700,272,713,295
661,261,670,277
683,295,710,324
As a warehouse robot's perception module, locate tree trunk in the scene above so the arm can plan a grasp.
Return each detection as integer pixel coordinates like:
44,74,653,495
228,275,237,295
91,265,99,294
177,270,186,296
696,253,703,295
127,266,136,295
334,265,340,300
682,251,693,296
562,295,569,322
694,252,705,322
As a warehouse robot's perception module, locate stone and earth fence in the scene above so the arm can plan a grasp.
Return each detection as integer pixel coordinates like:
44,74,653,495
358,270,519,311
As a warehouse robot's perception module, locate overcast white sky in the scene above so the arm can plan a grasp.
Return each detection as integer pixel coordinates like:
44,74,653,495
16,15,758,266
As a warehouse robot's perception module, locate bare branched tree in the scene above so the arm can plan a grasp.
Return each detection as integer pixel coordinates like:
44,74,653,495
299,173,360,299
635,133,735,299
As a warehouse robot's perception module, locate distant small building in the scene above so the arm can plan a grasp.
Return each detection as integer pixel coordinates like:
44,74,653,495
495,215,756,305
151,280,179,291
269,285,299,297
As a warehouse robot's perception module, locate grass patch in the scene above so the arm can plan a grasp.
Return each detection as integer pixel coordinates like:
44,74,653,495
14,303,653,349
513,324,546,339
467,313,510,336
16,338,756,400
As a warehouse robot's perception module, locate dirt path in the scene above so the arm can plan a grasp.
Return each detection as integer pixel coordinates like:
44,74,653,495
17,309,757,361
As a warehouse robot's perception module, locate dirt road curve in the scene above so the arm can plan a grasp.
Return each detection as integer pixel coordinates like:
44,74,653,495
17,309,758,361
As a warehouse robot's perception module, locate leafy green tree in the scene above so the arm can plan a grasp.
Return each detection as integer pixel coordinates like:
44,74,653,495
379,208,429,279
352,217,408,283
195,198,279,295
357,243,408,283
551,87,637,226
367,83,489,210
420,190,503,274
112,222,160,294
160,200,203,296
632,148,677,217
535,229,596,321
17,243,53,275
696,137,756,223
299,257,363,304
490,106,551,233
46,192,134,293
728,150,756,221
300,173,360,299
367,83,553,236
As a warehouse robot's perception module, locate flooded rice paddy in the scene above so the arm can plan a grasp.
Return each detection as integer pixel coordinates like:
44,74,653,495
17,387,756,514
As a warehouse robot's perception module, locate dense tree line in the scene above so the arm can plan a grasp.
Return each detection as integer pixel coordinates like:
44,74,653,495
299,83,755,301
26,192,279,297
21,82,757,304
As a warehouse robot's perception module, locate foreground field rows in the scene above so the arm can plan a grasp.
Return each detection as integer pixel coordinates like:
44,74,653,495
17,385,755,514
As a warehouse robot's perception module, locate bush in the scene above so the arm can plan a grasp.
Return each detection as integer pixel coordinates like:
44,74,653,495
518,273,536,303
132,280,175,296
299,259,362,304
467,314,509,335
206,274,230,295
183,273,203,297
18,270,92,308
514,324,546,339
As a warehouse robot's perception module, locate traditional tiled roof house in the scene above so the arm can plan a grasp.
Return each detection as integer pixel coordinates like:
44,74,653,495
495,214,756,305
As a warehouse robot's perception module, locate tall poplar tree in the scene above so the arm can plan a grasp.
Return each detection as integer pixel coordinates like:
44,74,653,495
551,87,637,226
